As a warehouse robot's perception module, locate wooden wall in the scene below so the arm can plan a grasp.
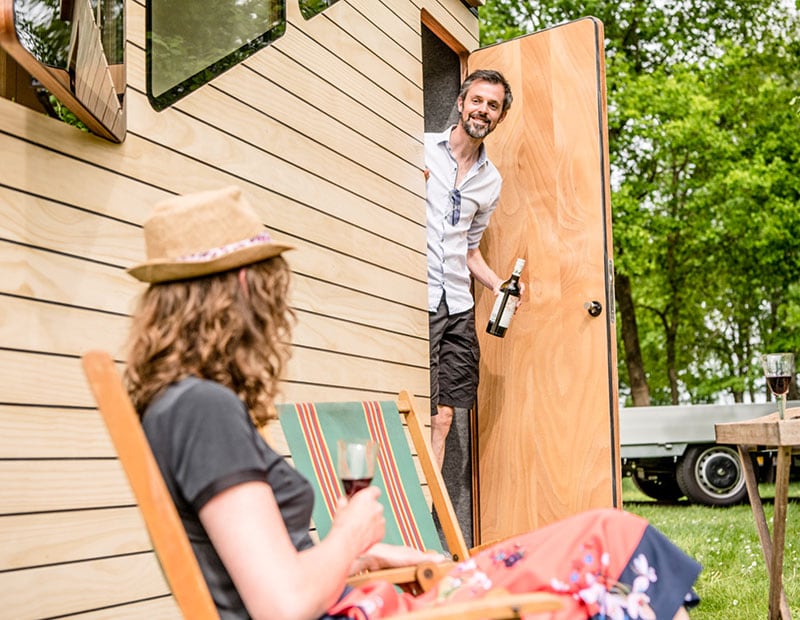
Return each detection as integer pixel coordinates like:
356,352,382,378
0,1,478,617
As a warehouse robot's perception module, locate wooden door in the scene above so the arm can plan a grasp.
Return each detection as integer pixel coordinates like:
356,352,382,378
470,17,620,542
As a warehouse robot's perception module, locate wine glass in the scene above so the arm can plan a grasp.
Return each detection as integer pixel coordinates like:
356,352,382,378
761,352,795,420
337,439,377,498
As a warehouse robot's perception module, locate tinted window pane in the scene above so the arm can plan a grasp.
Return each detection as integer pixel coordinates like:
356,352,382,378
299,0,339,20
147,0,285,111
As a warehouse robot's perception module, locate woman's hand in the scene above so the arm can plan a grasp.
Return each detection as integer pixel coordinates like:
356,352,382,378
331,486,385,556
351,542,448,574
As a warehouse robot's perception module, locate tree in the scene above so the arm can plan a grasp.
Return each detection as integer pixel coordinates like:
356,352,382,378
480,1,800,405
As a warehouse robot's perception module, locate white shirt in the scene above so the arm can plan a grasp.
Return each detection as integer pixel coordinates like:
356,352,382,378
425,127,503,314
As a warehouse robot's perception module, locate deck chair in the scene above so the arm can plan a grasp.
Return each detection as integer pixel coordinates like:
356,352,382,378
82,351,562,619
81,350,218,619
277,392,481,595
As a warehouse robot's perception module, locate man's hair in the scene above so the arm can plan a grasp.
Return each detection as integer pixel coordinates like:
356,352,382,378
458,69,513,113
125,257,295,426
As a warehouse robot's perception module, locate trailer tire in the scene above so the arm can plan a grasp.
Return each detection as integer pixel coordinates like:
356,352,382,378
676,444,747,506
631,470,684,502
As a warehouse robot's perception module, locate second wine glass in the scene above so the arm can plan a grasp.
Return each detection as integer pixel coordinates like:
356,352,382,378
761,352,794,420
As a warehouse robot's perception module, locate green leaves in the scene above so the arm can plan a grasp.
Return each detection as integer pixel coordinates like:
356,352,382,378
480,0,800,404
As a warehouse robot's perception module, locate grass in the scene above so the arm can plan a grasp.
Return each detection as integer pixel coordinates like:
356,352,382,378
621,477,800,619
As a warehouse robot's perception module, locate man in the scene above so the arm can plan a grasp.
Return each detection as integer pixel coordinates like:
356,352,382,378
425,69,514,468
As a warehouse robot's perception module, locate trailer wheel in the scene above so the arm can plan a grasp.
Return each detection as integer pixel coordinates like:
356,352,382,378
676,444,747,506
631,470,684,502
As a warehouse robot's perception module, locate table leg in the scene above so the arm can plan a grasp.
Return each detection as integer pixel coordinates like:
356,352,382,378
737,446,791,620
768,447,792,620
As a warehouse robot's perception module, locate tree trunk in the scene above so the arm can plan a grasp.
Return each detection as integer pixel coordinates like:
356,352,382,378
615,271,650,406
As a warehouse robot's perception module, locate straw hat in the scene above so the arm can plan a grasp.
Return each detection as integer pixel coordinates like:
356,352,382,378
127,186,294,283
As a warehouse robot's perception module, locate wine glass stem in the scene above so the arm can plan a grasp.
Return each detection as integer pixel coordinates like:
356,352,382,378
779,394,786,420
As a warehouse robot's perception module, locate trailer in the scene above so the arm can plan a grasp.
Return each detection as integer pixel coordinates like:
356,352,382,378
620,401,800,506
1,1,621,615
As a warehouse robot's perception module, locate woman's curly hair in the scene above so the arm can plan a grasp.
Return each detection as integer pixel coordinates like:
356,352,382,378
124,257,295,426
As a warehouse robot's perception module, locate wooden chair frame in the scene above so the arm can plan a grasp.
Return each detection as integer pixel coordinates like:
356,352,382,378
82,350,562,619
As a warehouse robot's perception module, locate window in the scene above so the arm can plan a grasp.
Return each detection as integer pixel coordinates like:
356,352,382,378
299,0,339,19
0,0,126,141
147,0,285,111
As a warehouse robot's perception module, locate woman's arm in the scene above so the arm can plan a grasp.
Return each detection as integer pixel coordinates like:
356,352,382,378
200,481,385,620
350,543,447,574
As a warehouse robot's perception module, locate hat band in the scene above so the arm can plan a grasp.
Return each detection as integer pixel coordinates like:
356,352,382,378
176,231,274,263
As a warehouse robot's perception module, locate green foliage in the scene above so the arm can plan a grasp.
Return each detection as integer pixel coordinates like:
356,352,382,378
480,1,800,405
299,0,339,20
47,95,89,133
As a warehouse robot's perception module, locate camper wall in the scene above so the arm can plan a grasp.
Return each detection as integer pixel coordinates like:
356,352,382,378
0,1,478,617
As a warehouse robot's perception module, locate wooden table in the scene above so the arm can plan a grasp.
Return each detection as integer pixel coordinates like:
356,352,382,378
716,407,800,620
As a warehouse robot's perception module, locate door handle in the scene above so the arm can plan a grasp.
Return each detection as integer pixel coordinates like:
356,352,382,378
585,301,602,317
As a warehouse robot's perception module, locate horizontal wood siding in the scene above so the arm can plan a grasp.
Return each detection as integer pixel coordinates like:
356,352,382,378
0,0,477,616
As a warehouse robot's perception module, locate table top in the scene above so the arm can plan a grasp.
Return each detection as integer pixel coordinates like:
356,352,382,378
715,407,800,447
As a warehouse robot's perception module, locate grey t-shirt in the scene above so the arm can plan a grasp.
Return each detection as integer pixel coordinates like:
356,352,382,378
142,377,315,619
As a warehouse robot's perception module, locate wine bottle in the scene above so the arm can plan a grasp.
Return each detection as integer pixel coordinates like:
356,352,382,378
486,258,525,338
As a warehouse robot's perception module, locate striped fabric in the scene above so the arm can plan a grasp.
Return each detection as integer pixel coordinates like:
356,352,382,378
278,400,443,553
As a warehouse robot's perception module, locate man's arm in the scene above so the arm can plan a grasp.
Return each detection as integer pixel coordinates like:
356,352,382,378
467,247,527,302
467,247,503,294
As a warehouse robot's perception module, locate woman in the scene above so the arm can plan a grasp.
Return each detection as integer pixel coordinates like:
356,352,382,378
125,186,700,620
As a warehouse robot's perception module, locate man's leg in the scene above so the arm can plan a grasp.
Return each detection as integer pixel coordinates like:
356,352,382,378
431,403,454,468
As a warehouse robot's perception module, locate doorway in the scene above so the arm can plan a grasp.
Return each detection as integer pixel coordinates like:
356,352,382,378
421,20,477,549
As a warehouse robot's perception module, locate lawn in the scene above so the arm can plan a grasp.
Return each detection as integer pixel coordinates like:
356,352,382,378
621,477,800,619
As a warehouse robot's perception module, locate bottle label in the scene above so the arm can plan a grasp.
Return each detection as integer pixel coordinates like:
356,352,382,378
489,295,504,323
497,297,516,328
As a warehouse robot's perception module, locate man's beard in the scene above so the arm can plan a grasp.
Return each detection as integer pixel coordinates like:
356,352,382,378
461,113,493,139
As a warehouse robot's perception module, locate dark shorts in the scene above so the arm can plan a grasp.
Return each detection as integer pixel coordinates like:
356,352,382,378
428,296,479,417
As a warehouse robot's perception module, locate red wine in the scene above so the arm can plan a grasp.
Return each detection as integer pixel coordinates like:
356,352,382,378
767,375,791,395
341,477,372,498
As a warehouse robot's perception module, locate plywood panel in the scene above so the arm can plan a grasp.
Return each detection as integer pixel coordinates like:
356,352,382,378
471,19,618,540
0,240,141,314
2,553,169,620
1,346,429,410
0,135,166,225
273,29,422,138
60,597,180,620
287,347,429,396
199,63,425,198
347,0,422,59
0,351,94,407
0,507,150,569
0,186,141,265
1,168,425,301
0,405,113,458
125,85,424,226
0,296,128,357
288,0,423,109
0,459,134,513
0,100,425,255
1,288,426,370
1,236,424,329
126,88,424,232
0,249,426,348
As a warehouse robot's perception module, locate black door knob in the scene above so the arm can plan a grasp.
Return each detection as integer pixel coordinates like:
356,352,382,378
585,301,602,317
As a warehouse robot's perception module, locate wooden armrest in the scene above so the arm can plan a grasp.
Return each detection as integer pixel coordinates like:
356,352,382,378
346,566,418,588
346,560,456,594
392,591,564,620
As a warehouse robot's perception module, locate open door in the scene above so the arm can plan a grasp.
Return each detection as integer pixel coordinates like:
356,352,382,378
470,18,620,543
